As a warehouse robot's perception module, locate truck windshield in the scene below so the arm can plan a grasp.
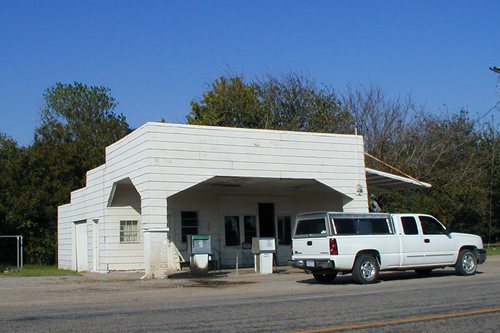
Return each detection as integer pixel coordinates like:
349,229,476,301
295,218,327,237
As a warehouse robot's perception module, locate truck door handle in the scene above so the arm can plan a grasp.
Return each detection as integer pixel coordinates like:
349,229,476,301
307,241,312,246
424,239,430,243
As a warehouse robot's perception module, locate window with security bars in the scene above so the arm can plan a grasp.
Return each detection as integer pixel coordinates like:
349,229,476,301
120,220,139,243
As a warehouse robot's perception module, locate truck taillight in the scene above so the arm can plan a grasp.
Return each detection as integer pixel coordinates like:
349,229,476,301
329,238,338,255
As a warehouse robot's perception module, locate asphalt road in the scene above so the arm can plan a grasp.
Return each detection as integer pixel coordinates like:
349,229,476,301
1,257,499,332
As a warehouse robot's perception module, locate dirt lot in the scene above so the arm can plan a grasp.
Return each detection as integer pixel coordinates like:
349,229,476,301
1,258,499,332
0,266,304,309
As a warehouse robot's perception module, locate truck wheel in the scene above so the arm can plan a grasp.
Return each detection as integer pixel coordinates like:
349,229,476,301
455,249,478,276
352,254,379,284
312,271,338,283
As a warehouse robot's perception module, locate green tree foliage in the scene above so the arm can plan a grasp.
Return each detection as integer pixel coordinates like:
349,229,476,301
339,84,499,240
188,76,267,128
489,134,500,243
0,133,22,236
188,73,354,134
188,73,500,241
2,75,498,266
0,134,51,263
0,83,131,264
255,73,353,133
35,82,130,185
373,111,498,240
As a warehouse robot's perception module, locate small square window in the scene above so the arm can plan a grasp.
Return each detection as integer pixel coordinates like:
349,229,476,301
120,220,139,243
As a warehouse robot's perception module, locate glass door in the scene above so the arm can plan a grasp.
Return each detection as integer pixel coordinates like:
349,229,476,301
223,215,257,267
241,216,257,266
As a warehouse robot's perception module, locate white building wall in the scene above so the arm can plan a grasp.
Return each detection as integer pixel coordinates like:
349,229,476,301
58,122,368,276
57,128,149,271
101,207,143,271
143,122,367,221
57,204,73,269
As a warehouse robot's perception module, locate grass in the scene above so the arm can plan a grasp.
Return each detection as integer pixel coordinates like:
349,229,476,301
485,244,500,256
0,264,80,277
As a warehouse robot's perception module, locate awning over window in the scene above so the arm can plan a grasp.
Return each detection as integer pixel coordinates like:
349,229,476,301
366,167,431,192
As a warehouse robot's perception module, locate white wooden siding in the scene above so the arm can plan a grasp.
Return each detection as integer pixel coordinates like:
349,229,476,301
141,123,367,218
58,122,368,272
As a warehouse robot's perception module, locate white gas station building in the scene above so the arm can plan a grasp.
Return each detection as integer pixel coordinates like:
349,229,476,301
57,122,429,278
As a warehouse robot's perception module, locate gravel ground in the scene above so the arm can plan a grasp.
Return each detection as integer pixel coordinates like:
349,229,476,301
1,258,499,332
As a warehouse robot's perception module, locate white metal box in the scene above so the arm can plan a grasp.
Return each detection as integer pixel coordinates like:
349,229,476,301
251,237,276,254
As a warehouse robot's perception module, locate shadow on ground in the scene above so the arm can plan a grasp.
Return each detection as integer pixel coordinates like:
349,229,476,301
296,269,482,285
167,270,230,279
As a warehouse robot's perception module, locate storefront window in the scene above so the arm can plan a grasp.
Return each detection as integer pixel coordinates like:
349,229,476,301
243,216,257,245
277,216,291,245
225,216,240,246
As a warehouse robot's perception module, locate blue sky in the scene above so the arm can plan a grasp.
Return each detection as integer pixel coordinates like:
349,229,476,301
1,1,499,146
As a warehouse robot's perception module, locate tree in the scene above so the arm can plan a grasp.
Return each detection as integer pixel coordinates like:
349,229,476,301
0,133,22,236
35,82,130,184
374,110,497,239
188,76,267,128
0,134,52,263
342,84,415,165
256,73,353,133
187,73,354,134
341,85,496,238
0,83,131,264
188,73,499,241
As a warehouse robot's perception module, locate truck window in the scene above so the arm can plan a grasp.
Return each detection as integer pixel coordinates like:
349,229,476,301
401,216,419,235
419,216,446,235
333,218,391,235
334,218,356,234
295,218,327,237
366,218,391,234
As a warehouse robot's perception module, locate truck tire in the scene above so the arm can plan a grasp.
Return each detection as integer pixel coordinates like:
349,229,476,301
455,249,478,276
312,271,338,283
352,254,379,284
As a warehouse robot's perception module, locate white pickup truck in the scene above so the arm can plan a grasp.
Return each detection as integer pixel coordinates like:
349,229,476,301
289,212,487,284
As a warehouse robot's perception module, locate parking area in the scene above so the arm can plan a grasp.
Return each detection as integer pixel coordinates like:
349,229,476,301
1,258,498,304
1,257,499,332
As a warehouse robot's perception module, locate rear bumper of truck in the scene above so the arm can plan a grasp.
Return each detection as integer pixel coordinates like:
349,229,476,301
477,249,487,265
289,259,335,272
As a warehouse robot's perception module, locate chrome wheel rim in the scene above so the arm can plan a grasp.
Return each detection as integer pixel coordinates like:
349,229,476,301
462,253,476,273
360,261,376,280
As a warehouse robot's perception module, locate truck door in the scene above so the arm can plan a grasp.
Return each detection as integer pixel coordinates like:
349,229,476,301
399,216,425,266
418,215,456,265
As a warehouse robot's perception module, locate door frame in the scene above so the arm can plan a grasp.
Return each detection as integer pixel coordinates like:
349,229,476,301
73,220,88,272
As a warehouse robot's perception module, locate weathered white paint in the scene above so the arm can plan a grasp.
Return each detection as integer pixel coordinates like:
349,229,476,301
58,123,370,277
